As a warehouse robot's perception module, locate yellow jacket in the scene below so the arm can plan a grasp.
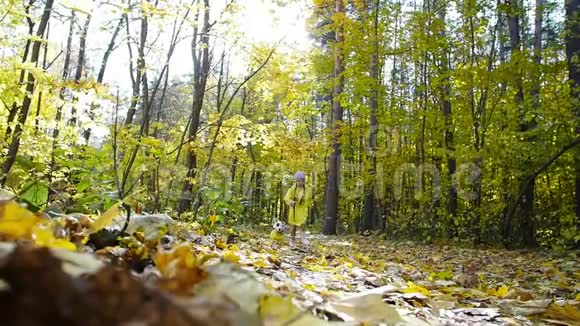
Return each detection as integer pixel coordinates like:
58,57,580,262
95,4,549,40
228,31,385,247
284,184,312,226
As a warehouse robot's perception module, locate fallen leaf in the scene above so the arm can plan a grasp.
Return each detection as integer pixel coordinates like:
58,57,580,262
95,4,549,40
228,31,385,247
498,299,551,316
323,293,403,323
32,225,76,251
259,295,333,326
196,262,267,325
503,287,536,301
542,303,580,324
487,285,510,298
404,281,431,296
215,239,227,249
0,200,41,239
90,201,122,233
154,244,209,296
223,250,240,263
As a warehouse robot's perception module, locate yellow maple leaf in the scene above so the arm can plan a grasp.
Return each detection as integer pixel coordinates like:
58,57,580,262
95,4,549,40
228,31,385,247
303,283,316,291
496,285,510,297
215,239,227,249
33,225,76,251
0,200,41,239
487,285,510,298
154,244,209,296
224,250,240,263
355,253,369,265
403,282,431,296
208,214,218,226
254,258,270,268
90,201,122,232
286,269,298,278
259,295,330,326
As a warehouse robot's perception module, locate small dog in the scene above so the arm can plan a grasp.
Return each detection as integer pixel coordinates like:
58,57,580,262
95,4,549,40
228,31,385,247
270,220,286,242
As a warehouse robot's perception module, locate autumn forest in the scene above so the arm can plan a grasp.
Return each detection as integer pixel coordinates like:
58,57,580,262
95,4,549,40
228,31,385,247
0,0,579,324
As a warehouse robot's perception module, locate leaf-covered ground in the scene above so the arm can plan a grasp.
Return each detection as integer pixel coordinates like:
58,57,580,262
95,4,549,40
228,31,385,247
246,232,579,325
0,199,579,325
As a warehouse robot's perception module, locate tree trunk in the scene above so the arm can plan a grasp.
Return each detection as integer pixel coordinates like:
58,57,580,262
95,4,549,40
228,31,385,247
125,11,143,125
69,12,92,127
1,0,54,186
178,0,211,213
323,0,345,235
97,17,124,83
119,0,151,196
507,0,536,246
362,0,380,233
47,10,75,201
5,0,36,141
565,0,580,218
437,7,457,220
34,21,50,135
138,13,150,135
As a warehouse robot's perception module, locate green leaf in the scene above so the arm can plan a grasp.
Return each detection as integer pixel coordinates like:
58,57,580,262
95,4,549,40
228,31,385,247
20,182,48,210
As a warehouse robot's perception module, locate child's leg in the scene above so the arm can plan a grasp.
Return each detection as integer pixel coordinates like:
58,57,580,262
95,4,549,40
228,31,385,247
291,225,297,240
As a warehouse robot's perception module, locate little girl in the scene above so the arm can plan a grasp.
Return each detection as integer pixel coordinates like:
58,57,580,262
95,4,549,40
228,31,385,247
284,171,312,246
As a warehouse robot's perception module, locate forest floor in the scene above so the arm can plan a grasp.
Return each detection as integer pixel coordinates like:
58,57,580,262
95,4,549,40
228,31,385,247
0,200,579,325
248,232,580,325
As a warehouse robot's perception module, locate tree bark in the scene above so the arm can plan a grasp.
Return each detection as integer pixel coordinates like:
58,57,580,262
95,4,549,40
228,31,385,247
437,7,457,220
565,0,580,218
97,17,124,83
34,21,50,135
120,0,151,195
47,10,75,201
178,0,211,213
1,0,54,186
323,0,345,235
125,10,143,125
507,0,536,246
362,0,380,233
69,12,92,127
5,0,36,141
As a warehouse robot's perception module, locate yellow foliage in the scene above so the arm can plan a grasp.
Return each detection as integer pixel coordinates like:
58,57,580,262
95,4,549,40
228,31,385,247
487,285,510,298
154,244,213,296
286,269,298,279
254,258,270,268
543,304,580,323
215,239,227,249
259,295,330,326
90,201,122,233
0,200,41,239
223,250,240,263
0,200,77,250
33,225,76,251
303,283,316,291
208,214,218,226
355,252,369,265
403,282,431,296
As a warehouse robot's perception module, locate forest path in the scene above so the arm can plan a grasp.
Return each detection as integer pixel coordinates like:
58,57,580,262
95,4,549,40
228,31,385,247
0,199,578,325
237,231,579,325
